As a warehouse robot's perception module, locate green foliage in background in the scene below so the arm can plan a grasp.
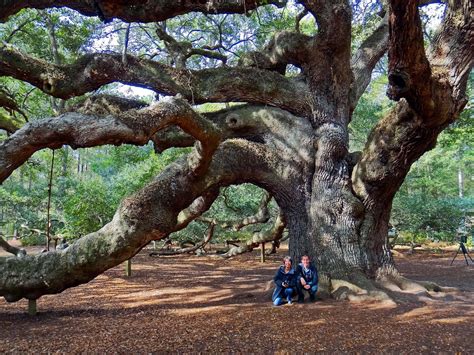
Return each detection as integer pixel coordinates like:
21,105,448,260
0,3,471,247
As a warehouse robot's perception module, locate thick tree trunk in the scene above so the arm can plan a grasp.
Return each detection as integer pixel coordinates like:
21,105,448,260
284,128,393,282
0,0,471,304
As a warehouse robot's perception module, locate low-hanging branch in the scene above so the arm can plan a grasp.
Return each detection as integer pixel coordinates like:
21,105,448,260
0,138,291,301
0,95,221,183
159,191,282,258
174,188,220,231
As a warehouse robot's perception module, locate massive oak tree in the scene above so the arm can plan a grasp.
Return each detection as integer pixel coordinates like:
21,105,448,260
0,0,472,303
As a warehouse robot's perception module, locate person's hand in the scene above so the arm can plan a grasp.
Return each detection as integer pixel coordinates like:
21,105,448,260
304,284,310,290
300,277,306,285
282,281,288,287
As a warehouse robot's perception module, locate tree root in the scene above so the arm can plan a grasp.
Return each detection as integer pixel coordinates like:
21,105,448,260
330,272,395,305
376,271,458,294
326,270,458,305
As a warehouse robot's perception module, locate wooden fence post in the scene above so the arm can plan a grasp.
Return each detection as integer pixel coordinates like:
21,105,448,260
260,242,265,263
125,259,132,277
28,299,37,316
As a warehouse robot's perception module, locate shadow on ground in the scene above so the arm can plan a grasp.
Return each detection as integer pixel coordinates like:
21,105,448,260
0,248,472,352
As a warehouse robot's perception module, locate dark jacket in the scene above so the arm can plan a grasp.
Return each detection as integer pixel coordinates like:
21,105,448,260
272,265,297,301
296,262,318,287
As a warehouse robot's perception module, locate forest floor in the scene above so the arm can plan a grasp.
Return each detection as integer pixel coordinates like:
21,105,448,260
0,245,473,353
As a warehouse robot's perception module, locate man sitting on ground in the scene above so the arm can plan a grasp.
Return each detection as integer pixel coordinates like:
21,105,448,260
296,255,318,303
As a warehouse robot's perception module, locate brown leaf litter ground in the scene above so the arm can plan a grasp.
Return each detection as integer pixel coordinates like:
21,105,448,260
0,247,473,353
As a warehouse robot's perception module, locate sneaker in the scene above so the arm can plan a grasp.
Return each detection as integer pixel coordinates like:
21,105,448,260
297,298,304,304
287,298,293,305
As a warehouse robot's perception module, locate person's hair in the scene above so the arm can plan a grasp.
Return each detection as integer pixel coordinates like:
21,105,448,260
283,256,292,265
301,255,310,260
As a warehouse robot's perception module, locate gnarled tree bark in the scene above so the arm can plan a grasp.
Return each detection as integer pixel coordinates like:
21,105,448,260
0,0,472,303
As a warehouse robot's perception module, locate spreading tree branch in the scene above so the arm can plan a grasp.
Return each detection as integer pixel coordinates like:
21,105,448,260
350,15,389,110
155,24,227,68
0,95,220,183
175,189,220,231
151,104,315,166
352,0,473,210
0,46,310,116
238,31,313,72
199,191,272,230
0,0,286,23
0,138,289,301
386,0,433,116
149,222,216,256
221,211,286,258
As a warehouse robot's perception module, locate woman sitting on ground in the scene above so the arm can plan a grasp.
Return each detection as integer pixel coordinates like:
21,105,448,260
272,256,297,306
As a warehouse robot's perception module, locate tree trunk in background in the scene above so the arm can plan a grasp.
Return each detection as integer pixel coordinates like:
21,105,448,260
458,166,464,199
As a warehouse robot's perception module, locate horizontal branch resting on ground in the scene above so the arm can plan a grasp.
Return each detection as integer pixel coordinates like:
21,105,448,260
221,212,286,258
0,236,26,257
157,191,279,257
0,137,291,302
149,222,215,256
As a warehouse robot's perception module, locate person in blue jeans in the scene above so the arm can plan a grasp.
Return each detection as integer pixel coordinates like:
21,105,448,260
272,256,297,306
296,255,319,303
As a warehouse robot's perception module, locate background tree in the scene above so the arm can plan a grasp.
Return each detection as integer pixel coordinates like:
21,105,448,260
0,0,472,303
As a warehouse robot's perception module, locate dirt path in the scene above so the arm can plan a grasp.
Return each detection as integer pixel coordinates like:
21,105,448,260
0,249,473,353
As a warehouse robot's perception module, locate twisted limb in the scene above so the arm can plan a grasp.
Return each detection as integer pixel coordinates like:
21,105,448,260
0,235,26,258
149,222,216,256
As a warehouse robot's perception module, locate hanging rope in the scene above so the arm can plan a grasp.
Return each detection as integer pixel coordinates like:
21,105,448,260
46,149,55,251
